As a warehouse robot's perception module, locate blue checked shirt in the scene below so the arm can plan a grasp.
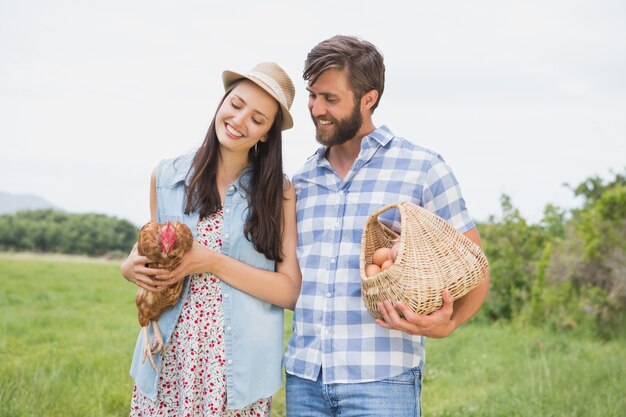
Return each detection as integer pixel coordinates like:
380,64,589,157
284,125,475,384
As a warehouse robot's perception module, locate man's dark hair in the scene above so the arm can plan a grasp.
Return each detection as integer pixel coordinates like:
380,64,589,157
304,35,385,112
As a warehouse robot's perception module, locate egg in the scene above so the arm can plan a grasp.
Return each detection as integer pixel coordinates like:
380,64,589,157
372,247,392,266
365,263,382,277
390,241,401,262
381,259,394,270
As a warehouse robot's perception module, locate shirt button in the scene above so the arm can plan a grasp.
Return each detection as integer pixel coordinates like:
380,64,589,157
224,208,230,213
224,233,230,239
223,293,229,298
330,258,336,264
326,292,332,298
226,325,232,331
334,222,340,228
227,359,233,365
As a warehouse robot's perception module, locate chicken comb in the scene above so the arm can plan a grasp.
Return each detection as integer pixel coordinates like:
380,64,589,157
160,221,178,255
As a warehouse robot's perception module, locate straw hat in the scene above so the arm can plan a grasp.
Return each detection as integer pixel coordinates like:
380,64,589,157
222,62,295,131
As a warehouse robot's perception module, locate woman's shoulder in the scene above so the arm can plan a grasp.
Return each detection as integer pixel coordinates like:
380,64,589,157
156,149,198,188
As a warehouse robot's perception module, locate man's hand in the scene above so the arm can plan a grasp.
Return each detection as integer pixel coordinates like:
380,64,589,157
375,289,456,338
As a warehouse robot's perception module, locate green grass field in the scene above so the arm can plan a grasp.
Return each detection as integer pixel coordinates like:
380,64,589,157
1,253,624,416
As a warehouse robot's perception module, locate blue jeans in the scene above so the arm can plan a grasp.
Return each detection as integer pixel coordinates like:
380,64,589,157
285,365,423,417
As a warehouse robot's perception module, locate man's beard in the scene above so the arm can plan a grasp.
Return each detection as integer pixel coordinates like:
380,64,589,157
313,103,362,147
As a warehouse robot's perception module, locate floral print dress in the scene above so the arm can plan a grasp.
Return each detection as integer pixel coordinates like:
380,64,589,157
130,210,271,416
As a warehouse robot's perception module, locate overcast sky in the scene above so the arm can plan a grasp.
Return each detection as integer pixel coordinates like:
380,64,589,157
1,0,624,227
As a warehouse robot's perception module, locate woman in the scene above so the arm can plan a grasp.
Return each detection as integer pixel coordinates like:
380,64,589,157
121,62,301,416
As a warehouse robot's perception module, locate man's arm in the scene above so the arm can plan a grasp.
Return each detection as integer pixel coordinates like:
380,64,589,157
375,227,490,338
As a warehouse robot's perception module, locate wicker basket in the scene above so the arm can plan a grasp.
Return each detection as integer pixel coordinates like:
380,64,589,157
360,201,489,319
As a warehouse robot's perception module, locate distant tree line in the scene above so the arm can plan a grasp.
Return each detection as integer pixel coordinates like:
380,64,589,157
0,209,138,257
478,168,626,339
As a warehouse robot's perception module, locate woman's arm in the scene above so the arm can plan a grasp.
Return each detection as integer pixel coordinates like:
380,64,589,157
155,182,302,310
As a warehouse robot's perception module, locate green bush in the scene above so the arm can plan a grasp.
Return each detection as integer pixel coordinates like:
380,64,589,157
478,195,551,321
0,209,138,256
480,169,626,339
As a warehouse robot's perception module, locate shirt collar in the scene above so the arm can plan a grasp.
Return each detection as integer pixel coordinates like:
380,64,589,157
366,125,394,147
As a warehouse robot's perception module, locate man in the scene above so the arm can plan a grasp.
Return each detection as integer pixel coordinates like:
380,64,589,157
284,35,490,417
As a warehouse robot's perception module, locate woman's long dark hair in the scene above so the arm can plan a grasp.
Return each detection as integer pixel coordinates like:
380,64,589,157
184,81,286,262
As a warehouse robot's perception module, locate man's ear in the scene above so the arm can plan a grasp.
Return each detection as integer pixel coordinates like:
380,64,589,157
361,89,379,112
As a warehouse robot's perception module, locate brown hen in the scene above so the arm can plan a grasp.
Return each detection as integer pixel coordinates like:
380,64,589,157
136,220,193,371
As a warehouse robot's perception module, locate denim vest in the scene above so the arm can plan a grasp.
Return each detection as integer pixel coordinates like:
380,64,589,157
129,152,284,409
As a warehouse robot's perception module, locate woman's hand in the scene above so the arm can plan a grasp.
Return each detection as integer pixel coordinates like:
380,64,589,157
120,242,169,292
375,289,456,338
154,240,214,286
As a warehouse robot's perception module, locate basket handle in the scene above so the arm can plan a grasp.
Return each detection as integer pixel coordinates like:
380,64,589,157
365,201,414,235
